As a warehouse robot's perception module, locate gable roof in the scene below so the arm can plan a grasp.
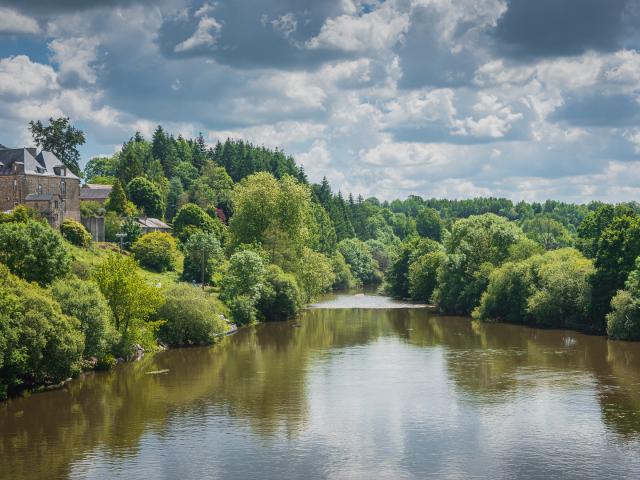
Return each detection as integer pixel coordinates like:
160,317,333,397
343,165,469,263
0,146,79,179
136,217,171,230
80,184,112,200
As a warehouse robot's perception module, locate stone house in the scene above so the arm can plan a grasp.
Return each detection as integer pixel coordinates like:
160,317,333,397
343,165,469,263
136,217,171,234
80,184,112,204
0,145,81,228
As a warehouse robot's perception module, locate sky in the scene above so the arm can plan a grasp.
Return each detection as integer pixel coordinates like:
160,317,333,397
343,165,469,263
1,0,640,203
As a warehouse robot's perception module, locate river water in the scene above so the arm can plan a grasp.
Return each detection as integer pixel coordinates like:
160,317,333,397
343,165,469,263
2,294,640,479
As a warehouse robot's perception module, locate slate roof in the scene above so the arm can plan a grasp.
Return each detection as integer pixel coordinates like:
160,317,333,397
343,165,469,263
136,217,171,230
80,184,112,200
0,146,79,179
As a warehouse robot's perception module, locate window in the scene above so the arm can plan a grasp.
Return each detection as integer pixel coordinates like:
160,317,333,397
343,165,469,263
54,200,59,209
60,180,66,194
13,179,16,191
37,184,43,194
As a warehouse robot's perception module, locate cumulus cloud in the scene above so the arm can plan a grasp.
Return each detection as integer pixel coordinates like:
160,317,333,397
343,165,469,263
0,0,640,203
0,7,40,35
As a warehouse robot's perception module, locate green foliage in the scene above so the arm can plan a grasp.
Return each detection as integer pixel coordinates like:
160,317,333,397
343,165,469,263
257,265,303,321
166,177,188,222
415,207,443,241
408,251,447,302
607,257,640,340
152,125,179,177
220,250,266,301
293,248,335,302
131,232,179,272
308,202,337,255
434,214,525,314
93,253,164,354
521,215,572,250
51,278,118,358
228,295,258,326
104,211,121,242
0,205,40,224
590,214,640,330
61,219,92,247
157,284,227,346
181,230,223,283
115,134,153,185
80,200,105,218
330,252,356,290
230,173,313,268
173,203,222,243
0,220,70,285
385,237,442,298
475,249,594,329
83,156,118,182
337,238,380,285
0,265,84,400
127,177,164,218
106,179,128,215
120,217,142,249
29,116,85,176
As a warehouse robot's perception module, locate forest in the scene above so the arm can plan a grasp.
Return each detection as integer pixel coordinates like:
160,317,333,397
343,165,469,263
1,119,640,400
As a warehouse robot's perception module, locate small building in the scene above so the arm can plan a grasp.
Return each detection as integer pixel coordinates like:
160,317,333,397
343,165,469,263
80,184,112,204
136,217,171,234
0,145,80,228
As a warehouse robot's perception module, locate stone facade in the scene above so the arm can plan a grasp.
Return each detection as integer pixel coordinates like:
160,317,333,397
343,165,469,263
0,146,80,228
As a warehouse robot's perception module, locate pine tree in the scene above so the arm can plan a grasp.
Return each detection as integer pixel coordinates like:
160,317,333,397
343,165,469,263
107,179,128,215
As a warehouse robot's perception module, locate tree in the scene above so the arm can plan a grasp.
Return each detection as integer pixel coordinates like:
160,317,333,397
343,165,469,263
93,253,164,353
127,177,164,218
434,214,525,314
51,278,118,358
386,237,442,298
115,134,152,184
181,230,223,284
152,125,178,176
166,177,188,222
337,238,379,285
106,179,128,215
120,217,142,249
83,156,118,182
293,248,335,302
131,232,179,272
408,251,447,302
0,265,84,400
28,117,85,176
521,215,572,250
415,208,443,241
60,219,92,247
0,220,70,285
220,250,266,325
172,203,222,243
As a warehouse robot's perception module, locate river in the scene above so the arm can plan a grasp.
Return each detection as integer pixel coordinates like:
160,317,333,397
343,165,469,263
2,293,640,479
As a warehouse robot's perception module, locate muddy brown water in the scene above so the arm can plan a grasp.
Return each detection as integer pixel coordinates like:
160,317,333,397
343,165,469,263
2,294,640,479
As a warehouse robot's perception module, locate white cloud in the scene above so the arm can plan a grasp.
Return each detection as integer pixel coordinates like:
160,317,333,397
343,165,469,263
0,55,58,97
49,37,99,84
0,7,40,35
175,16,222,53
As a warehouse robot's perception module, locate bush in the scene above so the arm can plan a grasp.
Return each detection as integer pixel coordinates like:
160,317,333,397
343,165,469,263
408,251,447,302
0,219,70,285
157,284,228,345
131,231,179,272
104,211,121,242
293,247,335,302
61,219,92,247
0,264,84,399
80,200,105,218
228,295,258,325
257,265,303,321
51,278,118,358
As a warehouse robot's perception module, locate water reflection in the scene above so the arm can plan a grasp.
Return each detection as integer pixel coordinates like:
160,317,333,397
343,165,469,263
1,298,640,479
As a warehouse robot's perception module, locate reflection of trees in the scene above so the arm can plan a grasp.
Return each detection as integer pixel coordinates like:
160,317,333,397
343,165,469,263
2,305,640,480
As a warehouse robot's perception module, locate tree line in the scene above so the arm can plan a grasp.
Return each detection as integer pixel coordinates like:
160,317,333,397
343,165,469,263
1,117,640,399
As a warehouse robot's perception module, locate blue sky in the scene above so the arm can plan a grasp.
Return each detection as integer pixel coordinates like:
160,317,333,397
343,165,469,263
1,0,640,202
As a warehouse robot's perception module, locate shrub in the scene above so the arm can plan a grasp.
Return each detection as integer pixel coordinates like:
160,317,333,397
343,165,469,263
386,237,443,298
0,264,84,399
220,250,266,325
228,295,258,325
104,211,121,242
157,284,228,345
607,257,640,340
61,219,92,247
131,232,179,272
0,219,70,285
51,278,118,358
80,200,105,218
257,265,303,321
